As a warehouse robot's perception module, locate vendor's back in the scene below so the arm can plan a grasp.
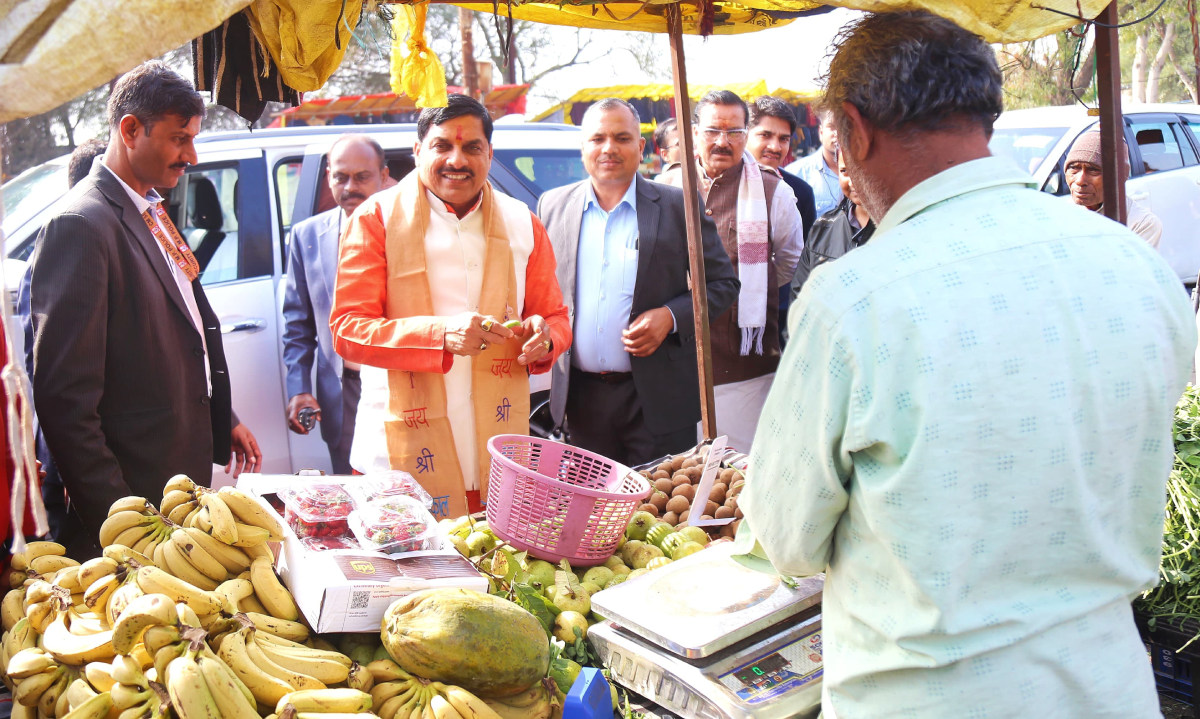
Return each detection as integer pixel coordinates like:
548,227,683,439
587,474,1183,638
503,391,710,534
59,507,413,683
745,157,1197,718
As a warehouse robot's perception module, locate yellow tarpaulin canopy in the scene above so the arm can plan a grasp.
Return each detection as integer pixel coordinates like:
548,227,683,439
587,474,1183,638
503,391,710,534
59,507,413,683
530,80,820,123
447,0,1111,42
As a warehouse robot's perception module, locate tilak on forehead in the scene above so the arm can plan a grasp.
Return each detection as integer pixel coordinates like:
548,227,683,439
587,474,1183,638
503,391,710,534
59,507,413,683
456,126,462,141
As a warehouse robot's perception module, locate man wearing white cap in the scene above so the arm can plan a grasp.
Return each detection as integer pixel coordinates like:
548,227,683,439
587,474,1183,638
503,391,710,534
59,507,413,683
1064,127,1162,247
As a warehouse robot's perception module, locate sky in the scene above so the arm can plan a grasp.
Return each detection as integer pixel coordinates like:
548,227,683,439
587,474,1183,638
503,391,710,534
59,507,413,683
524,8,862,116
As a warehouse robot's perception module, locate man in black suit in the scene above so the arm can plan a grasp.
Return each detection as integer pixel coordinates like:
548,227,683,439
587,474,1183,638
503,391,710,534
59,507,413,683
30,62,260,555
538,99,739,465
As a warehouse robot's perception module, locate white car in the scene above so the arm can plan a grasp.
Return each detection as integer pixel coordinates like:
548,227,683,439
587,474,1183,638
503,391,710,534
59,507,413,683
1,122,586,478
990,103,1200,286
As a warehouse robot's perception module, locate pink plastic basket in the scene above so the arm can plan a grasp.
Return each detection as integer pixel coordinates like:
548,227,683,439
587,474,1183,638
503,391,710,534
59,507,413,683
485,434,652,567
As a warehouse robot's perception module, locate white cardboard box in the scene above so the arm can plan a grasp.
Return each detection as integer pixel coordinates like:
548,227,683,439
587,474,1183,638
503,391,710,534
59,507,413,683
235,474,487,633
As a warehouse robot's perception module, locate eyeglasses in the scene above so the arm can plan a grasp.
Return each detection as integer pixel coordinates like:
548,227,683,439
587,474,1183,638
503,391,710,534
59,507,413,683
700,128,747,141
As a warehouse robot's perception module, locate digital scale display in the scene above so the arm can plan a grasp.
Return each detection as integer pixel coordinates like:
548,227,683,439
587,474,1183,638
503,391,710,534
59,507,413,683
733,653,790,686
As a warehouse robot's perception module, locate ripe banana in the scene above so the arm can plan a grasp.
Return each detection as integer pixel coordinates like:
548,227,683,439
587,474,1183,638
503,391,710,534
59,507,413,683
184,528,251,574
42,613,115,664
160,490,196,518
82,575,119,617
161,541,221,591
168,500,201,526
101,546,155,569
164,475,198,495
376,687,420,719
30,556,80,575
231,524,271,547
238,594,269,616
176,602,202,628
100,512,157,548
54,567,82,593
40,668,72,718
217,487,284,537
27,600,57,633
83,662,116,692
255,641,350,684
106,581,145,627
199,495,239,545
65,678,98,711
109,655,149,689
166,648,224,719
77,559,118,595
4,587,27,630
249,558,299,621
153,642,185,687
65,607,109,637
431,694,465,719
213,578,253,615
276,688,372,714
110,682,151,711
133,567,223,616
216,628,295,705
10,542,66,572
244,612,309,643
8,647,57,679
241,542,274,563
170,531,228,583
142,625,183,657
111,594,177,654
347,662,374,692
366,660,410,684
112,524,157,551
9,571,28,589
197,650,259,719
245,634,325,691
15,666,62,706
108,497,154,517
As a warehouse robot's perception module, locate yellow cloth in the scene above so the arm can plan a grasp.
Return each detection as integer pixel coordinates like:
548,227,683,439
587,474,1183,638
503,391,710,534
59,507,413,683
390,2,448,108
0,0,251,124
244,0,363,93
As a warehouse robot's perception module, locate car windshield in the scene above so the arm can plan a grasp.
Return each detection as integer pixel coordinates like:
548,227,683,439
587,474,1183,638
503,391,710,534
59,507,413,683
493,150,587,196
3,160,69,240
988,127,1067,175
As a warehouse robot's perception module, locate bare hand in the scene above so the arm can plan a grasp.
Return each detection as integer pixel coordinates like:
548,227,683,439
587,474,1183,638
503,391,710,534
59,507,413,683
286,393,321,435
226,424,262,478
517,315,552,366
444,312,514,356
623,308,673,357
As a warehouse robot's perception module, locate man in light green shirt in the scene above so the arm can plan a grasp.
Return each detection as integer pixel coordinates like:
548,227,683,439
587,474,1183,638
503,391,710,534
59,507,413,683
739,11,1197,718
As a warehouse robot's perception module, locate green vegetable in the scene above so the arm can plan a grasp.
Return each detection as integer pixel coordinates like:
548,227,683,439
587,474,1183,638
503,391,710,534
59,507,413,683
503,320,522,329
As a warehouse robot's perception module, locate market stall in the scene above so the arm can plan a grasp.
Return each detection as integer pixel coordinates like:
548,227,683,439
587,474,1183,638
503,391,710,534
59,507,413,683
270,85,530,128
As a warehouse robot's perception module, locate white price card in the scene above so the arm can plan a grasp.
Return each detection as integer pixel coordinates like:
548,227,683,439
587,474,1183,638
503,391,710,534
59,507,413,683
688,436,734,527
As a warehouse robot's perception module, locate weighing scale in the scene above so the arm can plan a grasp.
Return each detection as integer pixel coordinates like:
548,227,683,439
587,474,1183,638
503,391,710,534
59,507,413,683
589,541,825,719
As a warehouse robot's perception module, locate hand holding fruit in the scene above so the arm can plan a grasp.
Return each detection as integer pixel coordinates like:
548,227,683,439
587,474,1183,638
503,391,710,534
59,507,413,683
516,315,552,366
444,313,515,357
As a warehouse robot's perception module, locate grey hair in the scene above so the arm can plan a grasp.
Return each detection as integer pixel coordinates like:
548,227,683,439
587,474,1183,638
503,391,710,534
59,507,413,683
823,11,1002,143
582,98,642,127
693,90,748,126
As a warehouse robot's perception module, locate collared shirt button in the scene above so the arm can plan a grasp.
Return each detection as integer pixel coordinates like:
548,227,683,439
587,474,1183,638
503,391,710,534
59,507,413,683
705,209,713,216
200,397,210,406
193,347,204,356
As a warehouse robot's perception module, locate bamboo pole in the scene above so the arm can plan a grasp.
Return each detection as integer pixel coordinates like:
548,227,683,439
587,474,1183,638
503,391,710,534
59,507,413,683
666,3,717,440
1095,1,1126,224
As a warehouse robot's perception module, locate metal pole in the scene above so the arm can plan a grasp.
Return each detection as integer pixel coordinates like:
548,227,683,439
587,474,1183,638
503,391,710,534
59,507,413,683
666,3,717,440
459,7,478,98
1095,1,1126,224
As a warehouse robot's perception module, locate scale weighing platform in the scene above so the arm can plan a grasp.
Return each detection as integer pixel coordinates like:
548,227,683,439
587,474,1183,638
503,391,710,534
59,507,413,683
589,541,825,719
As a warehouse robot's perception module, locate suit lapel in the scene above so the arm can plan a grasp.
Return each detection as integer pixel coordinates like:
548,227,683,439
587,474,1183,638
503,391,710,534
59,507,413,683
561,183,587,313
94,167,196,334
632,175,660,314
313,209,342,308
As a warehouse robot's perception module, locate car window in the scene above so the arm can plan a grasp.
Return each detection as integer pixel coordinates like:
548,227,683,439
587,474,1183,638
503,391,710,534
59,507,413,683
275,158,303,240
173,165,241,286
988,127,1067,176
492,150,588,196
1173,122,1198,165
2,161,67,241
1131,120,1185,173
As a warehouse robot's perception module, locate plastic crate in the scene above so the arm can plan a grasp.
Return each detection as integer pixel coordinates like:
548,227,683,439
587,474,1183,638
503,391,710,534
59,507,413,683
1135,608,1200,715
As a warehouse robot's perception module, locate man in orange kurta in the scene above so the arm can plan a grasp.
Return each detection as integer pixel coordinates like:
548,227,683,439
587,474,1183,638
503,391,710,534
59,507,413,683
330,95,571,518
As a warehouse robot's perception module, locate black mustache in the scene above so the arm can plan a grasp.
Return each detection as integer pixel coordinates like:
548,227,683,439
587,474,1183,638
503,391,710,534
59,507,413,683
170,163,188,169
710,148,734,156
340,192,366,203
441,168,474,176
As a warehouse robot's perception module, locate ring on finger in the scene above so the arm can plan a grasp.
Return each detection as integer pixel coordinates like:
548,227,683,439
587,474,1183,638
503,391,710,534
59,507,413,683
479,342,488,351
480,318,494,331
542,340,551,351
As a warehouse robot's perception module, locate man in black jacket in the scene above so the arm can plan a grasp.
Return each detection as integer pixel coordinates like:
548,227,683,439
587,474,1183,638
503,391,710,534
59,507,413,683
747,96,816,346
539,99,739,465
791,150,875,297
30,62,260,556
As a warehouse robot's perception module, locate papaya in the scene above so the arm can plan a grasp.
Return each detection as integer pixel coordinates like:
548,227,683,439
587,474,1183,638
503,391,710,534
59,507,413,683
381,588,549,698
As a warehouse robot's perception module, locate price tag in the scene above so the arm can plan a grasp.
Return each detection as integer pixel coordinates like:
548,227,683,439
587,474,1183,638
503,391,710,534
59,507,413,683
688,436,734,527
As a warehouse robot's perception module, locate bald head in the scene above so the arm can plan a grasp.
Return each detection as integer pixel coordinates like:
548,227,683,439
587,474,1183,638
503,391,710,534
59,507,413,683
328,134,388,216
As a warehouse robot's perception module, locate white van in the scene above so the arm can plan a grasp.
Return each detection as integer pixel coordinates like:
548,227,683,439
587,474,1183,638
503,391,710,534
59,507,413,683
1,122,585,476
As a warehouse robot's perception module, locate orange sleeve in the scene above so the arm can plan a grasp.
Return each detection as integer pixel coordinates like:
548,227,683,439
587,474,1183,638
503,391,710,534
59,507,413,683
329,200,454,374
523,214,573,375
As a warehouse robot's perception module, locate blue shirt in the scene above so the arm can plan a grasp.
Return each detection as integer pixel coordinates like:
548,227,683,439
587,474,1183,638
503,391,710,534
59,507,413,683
786,151,843,217
740,156,1196,717
572,180,639,373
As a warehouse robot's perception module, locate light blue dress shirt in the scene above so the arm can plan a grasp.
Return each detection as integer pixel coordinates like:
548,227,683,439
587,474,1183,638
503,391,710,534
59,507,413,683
741,156,1197,718
786,151,843,217
572,180,639,373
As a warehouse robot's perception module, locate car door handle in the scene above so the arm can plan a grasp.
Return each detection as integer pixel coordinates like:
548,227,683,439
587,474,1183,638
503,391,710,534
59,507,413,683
1129,191,1149,201
220,318,266,334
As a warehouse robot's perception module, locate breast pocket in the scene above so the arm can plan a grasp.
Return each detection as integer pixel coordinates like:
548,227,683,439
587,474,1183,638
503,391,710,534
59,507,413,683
621,246,639,301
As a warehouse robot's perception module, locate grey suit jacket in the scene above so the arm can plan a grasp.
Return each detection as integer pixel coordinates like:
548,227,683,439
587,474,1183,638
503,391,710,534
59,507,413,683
537,175,739,436
282,207,347,445
30,162,234,543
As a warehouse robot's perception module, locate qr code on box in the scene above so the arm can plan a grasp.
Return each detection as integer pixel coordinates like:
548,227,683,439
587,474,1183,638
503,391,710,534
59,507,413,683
351,591,371,610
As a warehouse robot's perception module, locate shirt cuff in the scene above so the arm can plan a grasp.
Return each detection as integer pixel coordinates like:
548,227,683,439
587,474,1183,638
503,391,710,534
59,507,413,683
666,307,677,334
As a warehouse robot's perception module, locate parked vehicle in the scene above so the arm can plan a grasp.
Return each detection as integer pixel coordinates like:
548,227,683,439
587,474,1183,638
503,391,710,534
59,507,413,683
1,121,586,477
990,104,1200,286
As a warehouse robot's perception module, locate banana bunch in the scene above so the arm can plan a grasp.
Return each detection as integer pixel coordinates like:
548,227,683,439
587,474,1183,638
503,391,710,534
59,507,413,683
161,475,284,549
0,617,39,689
215,621,353,706
7,646,80,717
61,670,117,719
74,546,161,626
166,634,261,719
274,688,373,718
105,653,170,719
99,497,173,555
9,542,73,588
366,660,506,719
481,682,556,719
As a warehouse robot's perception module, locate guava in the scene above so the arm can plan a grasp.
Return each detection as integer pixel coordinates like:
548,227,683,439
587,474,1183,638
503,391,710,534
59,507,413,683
582,566,614,589
581,581,602,596
621,540,645,566
625,511,656,541
553,610,590,643
646,523,674,549
611,565,631,577
603,555,626,571
670,541,706,561
526,559,557,590
678,525,709,546
631,544,664,569
448,535,470,557
606,574,629,588
465,531,496,556
626,568,649,580
646,557,672,571
553,574,591,615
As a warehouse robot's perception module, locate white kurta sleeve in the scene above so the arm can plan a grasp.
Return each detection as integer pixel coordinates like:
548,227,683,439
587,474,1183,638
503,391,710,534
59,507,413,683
769,181,804,288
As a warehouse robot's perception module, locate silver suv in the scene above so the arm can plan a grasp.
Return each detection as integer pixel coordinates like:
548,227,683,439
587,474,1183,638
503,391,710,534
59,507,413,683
2,121,585,478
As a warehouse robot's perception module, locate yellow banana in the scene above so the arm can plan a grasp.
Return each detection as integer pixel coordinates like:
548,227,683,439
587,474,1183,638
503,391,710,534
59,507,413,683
376,688,419,719
64,689,113,719
184,528,251,574
101,546,154,568
168,501,199,526
217,488,284,539
77,559,118,594
238,594,269,615
197,650,259,719
42,613,115,664
199,495,239,545
10,542,66,572
367,660,410,683
100,513,156,548
160,490,195,518
133,568,223,616
108,497,153,517
7,617,37,655
53,568,82,593
245,634,325,691
132,530,164,556
4,587,27,630
371,680,414,708
109,655,148,689
83,662,116,693
38,669,70,718
248,558,298,621
112,525,156,551
246,613,309,643
9,571,28,589
30,556,80,576
431,694,465,719
153,642,185,687
105,581,144,627
213,579,253,615
176,602,202,628
15,666,62,706
27,600,56,633
164,475,198,496
65,678,98,711
25,581,56,608
8,647,57,679
165,649,223,719
230,524,270,547
160,541,220,591
111,594,177,654
110,683,151,711
275,688,372,715
65,607,109,637
141,625,182,657
347,662,374,692
256,641,350,680
240,542,273,563
82,575,119,616
216,628,295,706
169,531,227,583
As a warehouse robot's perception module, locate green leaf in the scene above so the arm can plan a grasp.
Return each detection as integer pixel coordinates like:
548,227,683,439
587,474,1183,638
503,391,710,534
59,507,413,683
513,582,560,633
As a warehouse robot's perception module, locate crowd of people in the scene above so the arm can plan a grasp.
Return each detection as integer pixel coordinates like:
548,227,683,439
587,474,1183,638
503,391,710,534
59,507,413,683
12,7,1197,715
